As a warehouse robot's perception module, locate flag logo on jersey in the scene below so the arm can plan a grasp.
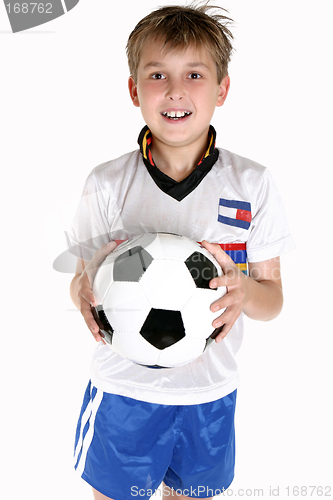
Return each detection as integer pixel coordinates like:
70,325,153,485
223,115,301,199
218,199,252,230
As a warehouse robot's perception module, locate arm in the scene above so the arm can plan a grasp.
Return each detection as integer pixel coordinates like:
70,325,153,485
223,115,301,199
244,258,283,320
201,241,283,343
70,242,117,342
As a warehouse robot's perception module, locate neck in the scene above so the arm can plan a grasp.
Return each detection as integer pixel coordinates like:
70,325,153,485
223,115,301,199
150,132,209,182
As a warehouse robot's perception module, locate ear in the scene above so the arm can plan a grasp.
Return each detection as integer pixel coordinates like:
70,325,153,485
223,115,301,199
216,76,230,108
128,76,140,108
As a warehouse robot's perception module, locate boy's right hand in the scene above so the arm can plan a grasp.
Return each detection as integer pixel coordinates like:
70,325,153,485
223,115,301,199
76,241,117,342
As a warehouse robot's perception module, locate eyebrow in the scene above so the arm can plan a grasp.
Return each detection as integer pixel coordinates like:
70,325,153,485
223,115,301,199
143,62,211,71
143,62,163,70
187,62,210,70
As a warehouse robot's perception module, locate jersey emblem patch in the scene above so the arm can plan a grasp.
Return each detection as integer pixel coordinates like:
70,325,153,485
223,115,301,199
218,198,252,230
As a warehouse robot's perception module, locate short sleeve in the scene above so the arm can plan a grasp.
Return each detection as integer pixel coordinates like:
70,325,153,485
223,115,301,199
69,169,112,262
246,169,295,262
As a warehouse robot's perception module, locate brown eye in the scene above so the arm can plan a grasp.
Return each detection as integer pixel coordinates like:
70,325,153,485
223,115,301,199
151,73,165,80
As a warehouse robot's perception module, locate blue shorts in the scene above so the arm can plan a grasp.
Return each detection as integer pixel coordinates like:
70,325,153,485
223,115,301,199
74,381,237,500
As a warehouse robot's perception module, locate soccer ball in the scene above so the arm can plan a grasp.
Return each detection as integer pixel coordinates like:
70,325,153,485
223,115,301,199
91,233,226,368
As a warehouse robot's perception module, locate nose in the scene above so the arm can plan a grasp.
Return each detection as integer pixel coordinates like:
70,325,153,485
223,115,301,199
165,78,185,100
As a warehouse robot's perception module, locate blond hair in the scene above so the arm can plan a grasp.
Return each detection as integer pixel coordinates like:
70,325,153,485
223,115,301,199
126,2,234,84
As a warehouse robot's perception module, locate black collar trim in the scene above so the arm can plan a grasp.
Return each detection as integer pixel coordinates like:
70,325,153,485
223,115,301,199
138,125,219,202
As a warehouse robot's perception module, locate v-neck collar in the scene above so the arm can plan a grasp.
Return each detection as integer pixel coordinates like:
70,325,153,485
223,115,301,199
138,125,219,202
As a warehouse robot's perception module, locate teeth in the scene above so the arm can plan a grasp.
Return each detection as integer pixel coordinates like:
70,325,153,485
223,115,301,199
163,111,191,119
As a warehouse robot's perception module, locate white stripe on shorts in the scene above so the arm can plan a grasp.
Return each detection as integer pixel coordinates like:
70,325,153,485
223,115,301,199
74,387,103,473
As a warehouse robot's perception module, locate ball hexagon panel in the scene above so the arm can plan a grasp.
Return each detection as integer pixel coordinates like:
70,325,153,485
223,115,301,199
139,259,196,310
145,233,199,262
103,281,151,333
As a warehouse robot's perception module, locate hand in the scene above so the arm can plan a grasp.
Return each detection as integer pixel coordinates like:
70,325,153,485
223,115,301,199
77,241,117,342
201,240,249,343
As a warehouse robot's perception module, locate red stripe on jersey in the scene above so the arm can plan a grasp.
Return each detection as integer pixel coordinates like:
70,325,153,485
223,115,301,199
199,242,246,251
115,240,247,251
219,243,246,251
148,149,154,166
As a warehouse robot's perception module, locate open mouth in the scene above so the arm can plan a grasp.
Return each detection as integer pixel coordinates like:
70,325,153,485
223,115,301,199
162,110,192,120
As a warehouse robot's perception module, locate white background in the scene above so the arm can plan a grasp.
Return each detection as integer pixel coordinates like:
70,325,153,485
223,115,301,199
1,0,332,498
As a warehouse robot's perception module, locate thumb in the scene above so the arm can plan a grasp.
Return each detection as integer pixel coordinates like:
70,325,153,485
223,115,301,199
86,240,118,285
93,240,117,266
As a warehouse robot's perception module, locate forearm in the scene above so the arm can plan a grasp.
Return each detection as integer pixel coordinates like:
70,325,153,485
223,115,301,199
70,257,90,310
70,274,81,310
243,277,283,321
70,247,116,343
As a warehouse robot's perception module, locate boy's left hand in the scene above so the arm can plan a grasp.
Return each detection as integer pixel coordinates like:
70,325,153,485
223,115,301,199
201,240,249,343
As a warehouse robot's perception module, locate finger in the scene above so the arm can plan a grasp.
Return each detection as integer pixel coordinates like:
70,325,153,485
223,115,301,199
210,291,234,312
79,270,98,306
202,240,235,271
80,296,100,331
212,305,242,341
201,240,227,262
80,299,98,330
209,274,228,290
81,302,104,342
213,311,234,341
214,322,232,342
80,284,98,308
210,265,244,290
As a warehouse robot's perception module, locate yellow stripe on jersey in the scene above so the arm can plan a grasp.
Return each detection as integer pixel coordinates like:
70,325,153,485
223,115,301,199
204,130,214,158
236,263,248,273
142,130,150,160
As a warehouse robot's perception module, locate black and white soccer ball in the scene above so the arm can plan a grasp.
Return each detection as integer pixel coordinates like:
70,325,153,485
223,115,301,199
92,233,226,368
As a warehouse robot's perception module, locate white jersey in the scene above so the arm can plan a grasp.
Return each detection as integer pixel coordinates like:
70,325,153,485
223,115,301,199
70,129,294,405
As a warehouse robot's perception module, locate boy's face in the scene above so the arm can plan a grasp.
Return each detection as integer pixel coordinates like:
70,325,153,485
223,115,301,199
129,41,230,153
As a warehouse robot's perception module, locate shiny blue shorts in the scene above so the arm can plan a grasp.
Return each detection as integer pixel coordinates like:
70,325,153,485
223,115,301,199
74,381,237,500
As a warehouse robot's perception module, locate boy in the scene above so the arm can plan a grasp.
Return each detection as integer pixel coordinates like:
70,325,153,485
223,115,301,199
70,3,294,500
